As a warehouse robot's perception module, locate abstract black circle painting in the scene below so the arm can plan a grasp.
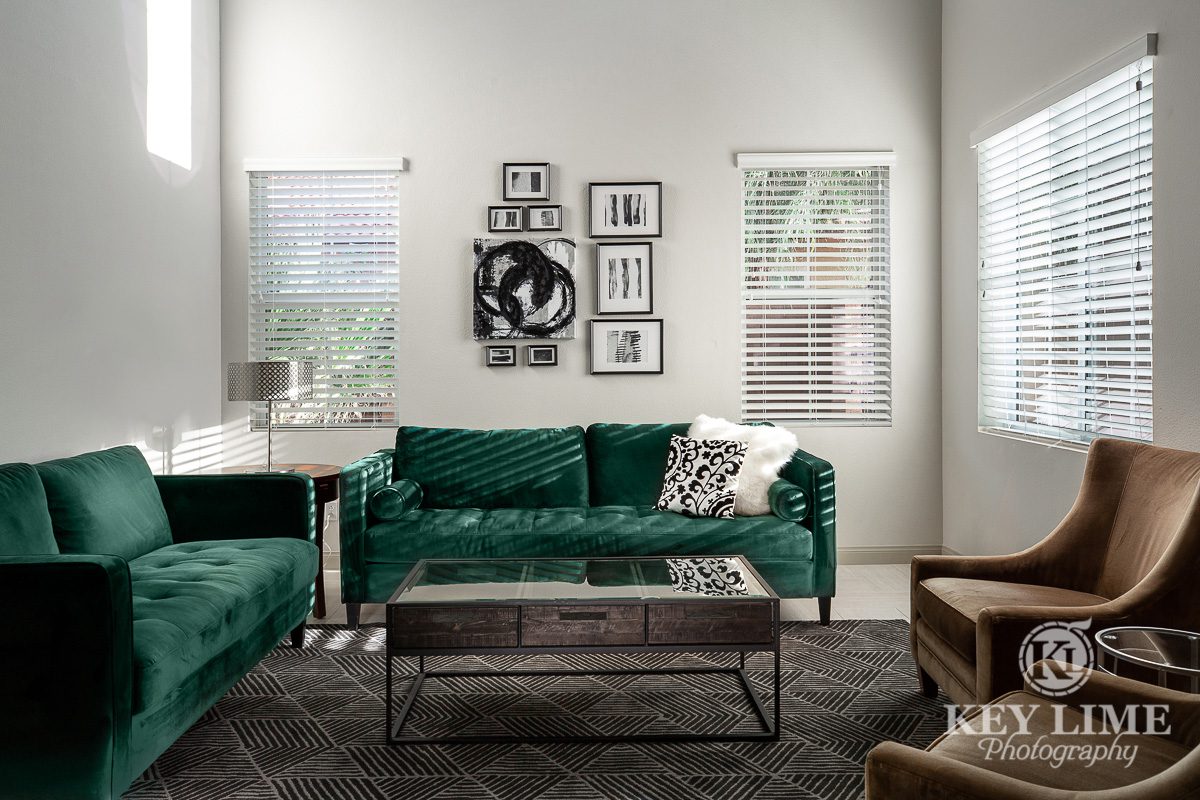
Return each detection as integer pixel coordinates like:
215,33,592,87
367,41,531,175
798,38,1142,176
473,238,577,340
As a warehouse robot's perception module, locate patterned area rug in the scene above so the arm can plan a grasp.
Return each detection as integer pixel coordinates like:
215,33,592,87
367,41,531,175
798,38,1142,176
125,621,949,800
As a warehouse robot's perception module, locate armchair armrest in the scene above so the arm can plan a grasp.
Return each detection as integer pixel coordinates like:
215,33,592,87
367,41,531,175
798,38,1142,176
339,449,395,604
866,740,1053,800
0,554,134,800
155,474,316,545
780,447,836,595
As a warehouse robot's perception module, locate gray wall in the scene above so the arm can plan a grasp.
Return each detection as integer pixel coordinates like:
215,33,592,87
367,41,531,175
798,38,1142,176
220,0,944,555
0,0,222,471
941,0,1200,555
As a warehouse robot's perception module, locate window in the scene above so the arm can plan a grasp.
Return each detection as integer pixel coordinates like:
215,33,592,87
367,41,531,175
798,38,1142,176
247,162,403,428
976,44,1153,445
738,153,893,425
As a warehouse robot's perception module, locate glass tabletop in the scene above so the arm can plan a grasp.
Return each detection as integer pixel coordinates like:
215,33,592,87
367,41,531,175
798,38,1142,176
389,557,774,604
1096,627,1200,675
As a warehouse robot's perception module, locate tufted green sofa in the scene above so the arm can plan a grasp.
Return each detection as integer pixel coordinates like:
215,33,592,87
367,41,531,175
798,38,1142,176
0,446,319,800
340,423,836,627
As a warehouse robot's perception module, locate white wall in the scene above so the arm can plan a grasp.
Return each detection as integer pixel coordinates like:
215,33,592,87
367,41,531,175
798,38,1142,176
220,0,943,555
941,0,1200,555
0,0,222,471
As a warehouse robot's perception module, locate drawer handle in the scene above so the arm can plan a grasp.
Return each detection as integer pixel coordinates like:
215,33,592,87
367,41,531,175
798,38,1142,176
559,610,608,621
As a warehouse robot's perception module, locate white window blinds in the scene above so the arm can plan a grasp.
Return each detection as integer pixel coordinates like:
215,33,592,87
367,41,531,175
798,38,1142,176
248,168,401,428
977,54,1152,445
739,154,893,425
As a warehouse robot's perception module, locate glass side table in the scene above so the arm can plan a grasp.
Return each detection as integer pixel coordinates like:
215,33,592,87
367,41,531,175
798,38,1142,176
1096,626,1200,693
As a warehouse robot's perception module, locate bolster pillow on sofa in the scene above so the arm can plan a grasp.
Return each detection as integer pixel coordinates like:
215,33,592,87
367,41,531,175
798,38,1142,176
768,479,808,523
368,479,423,521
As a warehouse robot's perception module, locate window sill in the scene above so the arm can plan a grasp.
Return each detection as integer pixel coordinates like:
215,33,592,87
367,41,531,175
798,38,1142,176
977,426,1091,454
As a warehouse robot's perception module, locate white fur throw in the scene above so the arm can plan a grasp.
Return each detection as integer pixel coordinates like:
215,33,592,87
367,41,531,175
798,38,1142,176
687,415,799,516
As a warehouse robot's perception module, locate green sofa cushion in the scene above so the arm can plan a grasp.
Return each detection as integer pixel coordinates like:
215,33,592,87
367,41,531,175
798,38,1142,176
36,446,172,561
369,478,423,521
0,463,59,555
128,538,317,712
364,506,812,565
586,423,689,506
394,425,588,509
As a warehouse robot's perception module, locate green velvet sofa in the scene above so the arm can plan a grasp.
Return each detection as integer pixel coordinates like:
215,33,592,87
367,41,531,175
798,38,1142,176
340,423,836,626
0,446,319,800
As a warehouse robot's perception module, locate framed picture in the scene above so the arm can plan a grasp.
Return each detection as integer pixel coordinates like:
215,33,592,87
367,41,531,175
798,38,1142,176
487,205,523,233
589,181,662,238
589,319,663,374
473,238,577,340
595,242,653,314
484,345,517,366
527,344,558,366
503,162,550,201
526,204,562,232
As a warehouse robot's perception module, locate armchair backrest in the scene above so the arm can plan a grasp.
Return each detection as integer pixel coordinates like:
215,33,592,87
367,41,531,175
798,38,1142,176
1089,439,1200,599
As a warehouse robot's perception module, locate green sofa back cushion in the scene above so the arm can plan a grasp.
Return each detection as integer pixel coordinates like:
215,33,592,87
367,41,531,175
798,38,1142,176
36,445,173,561
586,423,690,506
0,463,59,555
394,425,589,508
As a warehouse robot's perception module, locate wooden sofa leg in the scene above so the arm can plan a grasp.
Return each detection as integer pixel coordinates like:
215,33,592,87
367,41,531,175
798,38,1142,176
290,622,306,649
346,603,361,631
918,666,938,698
818,597,831,626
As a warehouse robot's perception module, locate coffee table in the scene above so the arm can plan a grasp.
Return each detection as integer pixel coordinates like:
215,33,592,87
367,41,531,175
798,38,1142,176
1096,626,1200,693
385,555,781,744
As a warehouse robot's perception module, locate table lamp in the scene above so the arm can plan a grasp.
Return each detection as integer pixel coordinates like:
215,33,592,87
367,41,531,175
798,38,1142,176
226,360,314,472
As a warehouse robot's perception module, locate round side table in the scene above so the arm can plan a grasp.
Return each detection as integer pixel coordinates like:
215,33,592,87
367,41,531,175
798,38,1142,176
1095,626,1200,693
221,464,339,619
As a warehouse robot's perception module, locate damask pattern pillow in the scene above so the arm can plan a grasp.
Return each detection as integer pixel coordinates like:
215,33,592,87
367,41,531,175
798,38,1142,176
655,435,747,519
667,557,750,596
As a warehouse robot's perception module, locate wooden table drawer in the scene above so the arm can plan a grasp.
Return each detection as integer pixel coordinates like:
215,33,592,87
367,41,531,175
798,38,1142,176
648,602,774,645
521,604,645,647
390,606,518,649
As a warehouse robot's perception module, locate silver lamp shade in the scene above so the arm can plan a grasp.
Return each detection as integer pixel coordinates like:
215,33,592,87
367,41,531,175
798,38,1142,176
226,361,314,402
226,361,314,471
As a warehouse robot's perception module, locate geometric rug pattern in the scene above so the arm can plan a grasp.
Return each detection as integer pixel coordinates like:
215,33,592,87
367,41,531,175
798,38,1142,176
124,620,950,800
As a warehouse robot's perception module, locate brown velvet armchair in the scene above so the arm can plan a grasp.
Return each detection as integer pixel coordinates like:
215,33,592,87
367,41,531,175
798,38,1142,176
912,438,1200,706
866,661,1200,799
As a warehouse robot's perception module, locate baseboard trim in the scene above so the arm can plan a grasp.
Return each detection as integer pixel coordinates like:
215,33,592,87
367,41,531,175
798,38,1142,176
837,545,945,565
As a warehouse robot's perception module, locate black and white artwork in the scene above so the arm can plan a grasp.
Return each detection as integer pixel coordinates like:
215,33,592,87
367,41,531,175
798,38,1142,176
526,204,562,231
526,345,558,366
473,238,576,340
487,205,523,232
484,345,516,366
596,242,653,314
503,162,551,201
589,318,663,374
589,181,662,238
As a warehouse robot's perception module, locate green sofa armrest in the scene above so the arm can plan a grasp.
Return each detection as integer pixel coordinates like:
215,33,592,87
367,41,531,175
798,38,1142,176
768,478,809,522
0,554,134,800
780,447,836,596
339,449,395,603
155,474,316,546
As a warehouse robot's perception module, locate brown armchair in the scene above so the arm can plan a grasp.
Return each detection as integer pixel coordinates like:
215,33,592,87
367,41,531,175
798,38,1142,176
912,438,1200,706
866,661,1200,799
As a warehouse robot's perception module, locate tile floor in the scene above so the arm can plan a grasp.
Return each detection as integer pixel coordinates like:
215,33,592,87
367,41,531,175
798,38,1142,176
311,562,912,625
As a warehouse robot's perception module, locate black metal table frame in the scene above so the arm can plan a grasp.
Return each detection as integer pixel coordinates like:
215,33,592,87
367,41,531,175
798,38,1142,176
384,556,782,745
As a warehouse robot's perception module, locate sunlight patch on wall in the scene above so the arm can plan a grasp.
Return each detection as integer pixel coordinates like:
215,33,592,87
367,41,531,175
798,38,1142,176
146,0,192,169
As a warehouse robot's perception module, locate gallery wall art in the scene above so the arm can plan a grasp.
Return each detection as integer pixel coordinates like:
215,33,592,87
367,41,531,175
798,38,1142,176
487,205,523,232
589,181,662,238
589,318,663,374
595,241,653,314
473,238,577,340
503,162,551,201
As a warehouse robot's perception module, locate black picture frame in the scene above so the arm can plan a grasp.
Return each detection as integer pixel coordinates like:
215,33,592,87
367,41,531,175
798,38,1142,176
526,345,558,366
484,345,517,367
487,205,523,233
588,181,662,238
526,204,562,232
502,162,551,201
589,319,664,375
595,242,654,315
